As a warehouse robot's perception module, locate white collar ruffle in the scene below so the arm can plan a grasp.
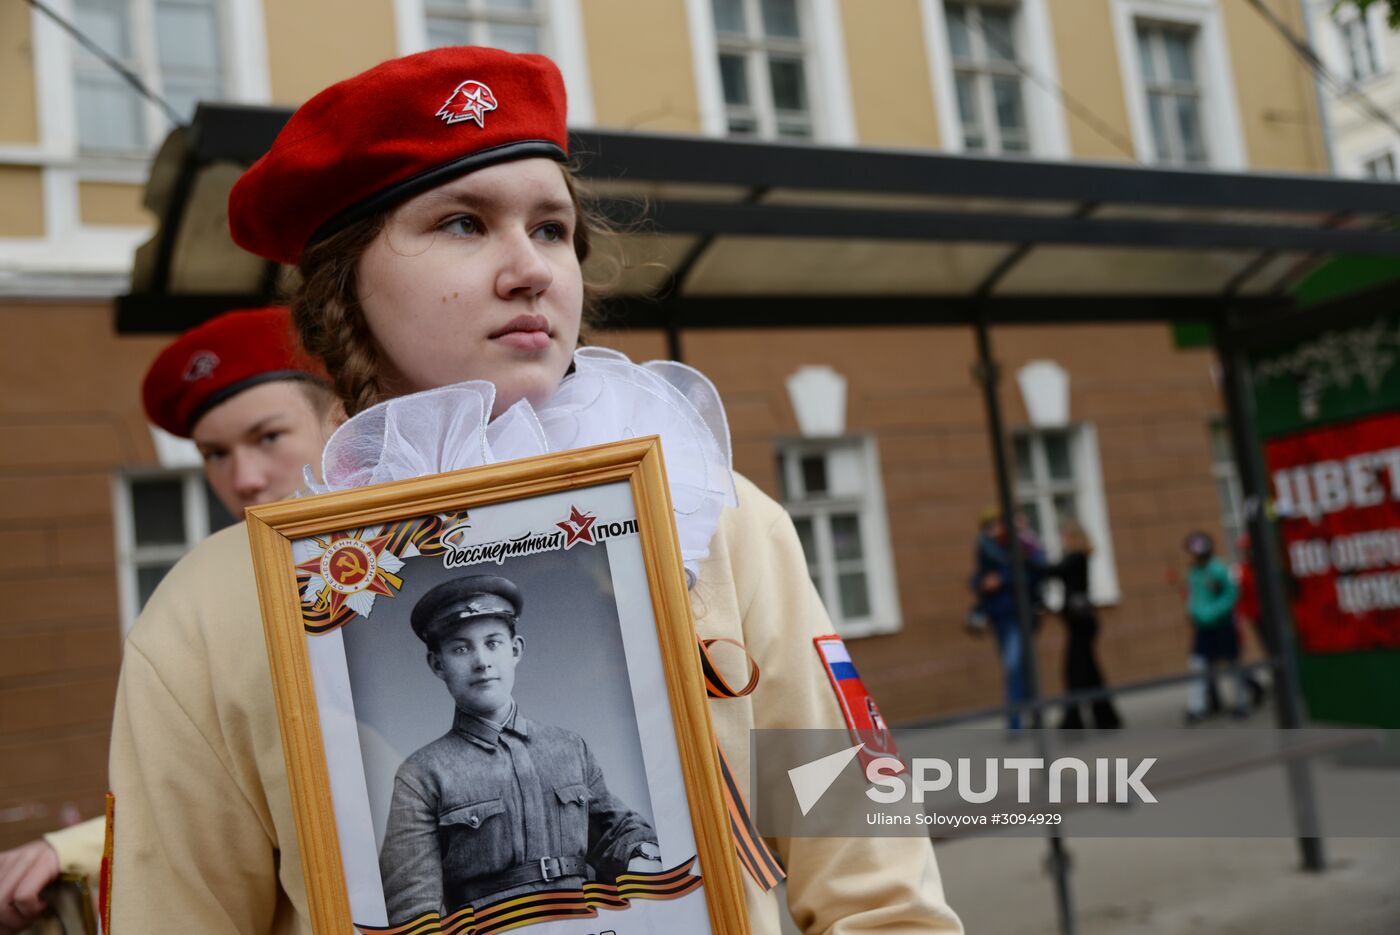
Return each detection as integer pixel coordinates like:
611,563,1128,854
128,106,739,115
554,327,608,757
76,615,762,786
306,347,737,581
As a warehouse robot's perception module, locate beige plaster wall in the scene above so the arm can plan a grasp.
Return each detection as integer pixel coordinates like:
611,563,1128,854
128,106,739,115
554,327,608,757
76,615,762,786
78,182,150,228
0,3,40,144
581,0,704,132
839,0,942,148
263,0,400,105
0,167,46,238
1220,0,1329,173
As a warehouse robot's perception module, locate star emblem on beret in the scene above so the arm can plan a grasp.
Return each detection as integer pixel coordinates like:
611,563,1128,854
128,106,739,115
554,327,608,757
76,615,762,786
182,350,220,382
436,79,499,128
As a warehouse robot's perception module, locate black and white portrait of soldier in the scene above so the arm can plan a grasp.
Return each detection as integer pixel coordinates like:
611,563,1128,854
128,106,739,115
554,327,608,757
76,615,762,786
378,574,663,924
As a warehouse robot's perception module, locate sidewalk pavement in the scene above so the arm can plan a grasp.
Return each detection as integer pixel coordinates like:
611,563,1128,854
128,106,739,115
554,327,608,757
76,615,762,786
782,679,1400,933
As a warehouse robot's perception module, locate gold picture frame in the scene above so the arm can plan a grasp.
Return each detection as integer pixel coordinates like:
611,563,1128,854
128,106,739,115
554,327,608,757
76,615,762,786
246,437,748,935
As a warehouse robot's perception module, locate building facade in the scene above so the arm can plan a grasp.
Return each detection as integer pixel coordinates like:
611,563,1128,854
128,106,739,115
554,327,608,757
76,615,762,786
1307,0,1400,179
1,0,1331,849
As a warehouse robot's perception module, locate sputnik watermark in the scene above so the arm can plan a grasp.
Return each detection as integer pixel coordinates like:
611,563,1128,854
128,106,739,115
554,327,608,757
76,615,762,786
788,743,1157,818
758,728,1400,838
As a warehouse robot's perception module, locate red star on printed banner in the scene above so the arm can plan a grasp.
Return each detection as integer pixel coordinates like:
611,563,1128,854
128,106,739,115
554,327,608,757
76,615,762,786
557,506,597,548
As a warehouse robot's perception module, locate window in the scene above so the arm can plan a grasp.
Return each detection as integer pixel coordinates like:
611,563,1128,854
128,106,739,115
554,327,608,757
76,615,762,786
398,0,593,125
711,0,813,139
115,469,235,634
1111,1,1243,170
1208,420,1245,562
1339,11,1380,82
945,2,1029,154
777,438,900,637
424,0,545,54
1362,152,1397,180
1013,429,1078,548
1012,425,1119,604
1135,21,1208,165
71,0,227,154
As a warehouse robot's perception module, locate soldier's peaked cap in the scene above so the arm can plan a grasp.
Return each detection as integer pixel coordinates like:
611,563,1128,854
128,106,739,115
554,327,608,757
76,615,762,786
411,574,523,644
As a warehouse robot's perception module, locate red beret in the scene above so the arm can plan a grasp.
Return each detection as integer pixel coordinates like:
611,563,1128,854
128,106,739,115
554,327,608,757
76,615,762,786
142,307,328,438
229,46,569,265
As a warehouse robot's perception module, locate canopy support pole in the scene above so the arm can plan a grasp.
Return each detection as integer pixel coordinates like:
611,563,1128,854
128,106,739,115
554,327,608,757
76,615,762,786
972,313,1077,935
1213,318,1325,872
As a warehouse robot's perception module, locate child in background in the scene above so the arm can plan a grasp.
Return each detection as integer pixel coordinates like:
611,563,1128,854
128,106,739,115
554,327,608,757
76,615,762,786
1183,531,1248,723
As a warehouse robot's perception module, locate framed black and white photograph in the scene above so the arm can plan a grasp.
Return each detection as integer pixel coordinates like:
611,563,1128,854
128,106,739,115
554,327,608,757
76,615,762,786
246,438,748,935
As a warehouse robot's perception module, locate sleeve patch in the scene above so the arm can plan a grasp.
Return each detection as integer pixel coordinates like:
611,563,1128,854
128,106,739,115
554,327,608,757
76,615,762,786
813,635,900,763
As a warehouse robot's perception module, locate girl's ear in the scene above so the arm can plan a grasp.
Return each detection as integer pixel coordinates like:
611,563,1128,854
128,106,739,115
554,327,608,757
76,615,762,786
427,650,446,680
512,634,525,659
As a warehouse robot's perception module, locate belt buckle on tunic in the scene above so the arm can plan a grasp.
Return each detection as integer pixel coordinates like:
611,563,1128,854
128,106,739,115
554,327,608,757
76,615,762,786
539,856,559,882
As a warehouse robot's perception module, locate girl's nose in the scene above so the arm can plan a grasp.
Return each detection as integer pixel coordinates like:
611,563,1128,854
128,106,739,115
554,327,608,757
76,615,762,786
495,231,553,299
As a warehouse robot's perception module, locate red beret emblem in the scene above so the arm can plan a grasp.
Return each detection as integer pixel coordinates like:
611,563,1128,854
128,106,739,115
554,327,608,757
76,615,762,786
436,80,498,128
182,350,220,382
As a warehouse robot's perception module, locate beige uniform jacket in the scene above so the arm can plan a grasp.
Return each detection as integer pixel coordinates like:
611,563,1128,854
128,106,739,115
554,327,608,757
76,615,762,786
109,474,963,934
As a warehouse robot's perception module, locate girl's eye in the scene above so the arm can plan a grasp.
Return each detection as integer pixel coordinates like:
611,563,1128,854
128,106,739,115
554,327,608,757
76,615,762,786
201,450,226,464
441,215,480,237
260,431,283,446
534,222,565,243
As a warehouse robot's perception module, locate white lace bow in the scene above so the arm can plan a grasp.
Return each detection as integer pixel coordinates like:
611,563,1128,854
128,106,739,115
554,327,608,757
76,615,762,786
306,347,737,582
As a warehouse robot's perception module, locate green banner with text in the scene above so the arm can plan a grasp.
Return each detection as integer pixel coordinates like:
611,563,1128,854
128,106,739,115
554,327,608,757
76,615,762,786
1250,309,1400,728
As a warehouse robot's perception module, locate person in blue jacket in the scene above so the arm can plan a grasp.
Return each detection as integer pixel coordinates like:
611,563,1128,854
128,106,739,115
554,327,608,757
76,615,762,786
970,507,1044,730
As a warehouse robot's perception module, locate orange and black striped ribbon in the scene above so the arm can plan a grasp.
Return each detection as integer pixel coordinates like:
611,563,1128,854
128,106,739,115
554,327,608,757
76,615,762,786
698,637,786,891
356,858,702,935
698,637,761,699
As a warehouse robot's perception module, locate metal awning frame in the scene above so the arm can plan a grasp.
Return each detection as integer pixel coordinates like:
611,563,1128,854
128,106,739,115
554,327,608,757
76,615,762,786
115,104,1399,934
116,105,1400,344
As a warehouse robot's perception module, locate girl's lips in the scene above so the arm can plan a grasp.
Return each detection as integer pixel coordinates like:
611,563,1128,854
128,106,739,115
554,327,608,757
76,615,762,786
490,314,552,352
495,330,551,352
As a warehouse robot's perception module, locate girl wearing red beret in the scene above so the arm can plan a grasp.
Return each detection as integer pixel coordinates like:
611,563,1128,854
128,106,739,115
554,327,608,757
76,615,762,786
108,46,961,934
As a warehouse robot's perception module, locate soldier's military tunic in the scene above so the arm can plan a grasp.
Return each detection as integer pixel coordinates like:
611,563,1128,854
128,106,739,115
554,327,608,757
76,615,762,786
44,818,105,882
108,475,964,934
379,704,654,922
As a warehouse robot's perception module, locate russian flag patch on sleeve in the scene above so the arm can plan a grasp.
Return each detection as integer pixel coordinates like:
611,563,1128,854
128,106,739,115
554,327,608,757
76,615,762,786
814,635,900,764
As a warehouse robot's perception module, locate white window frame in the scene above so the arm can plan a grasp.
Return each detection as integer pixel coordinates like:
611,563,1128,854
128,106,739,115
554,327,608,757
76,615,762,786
920,0,1069,158
1357,146,1398,180
1135,20,1211,165
777,436,901,638
70,0,223,157
686,0,855,143
112,466,230,636
2,0,268,297
38,0,268,172
1012,423,1120,605
1110,0,1245,170
393,0,595,126
1336,4,1386,84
